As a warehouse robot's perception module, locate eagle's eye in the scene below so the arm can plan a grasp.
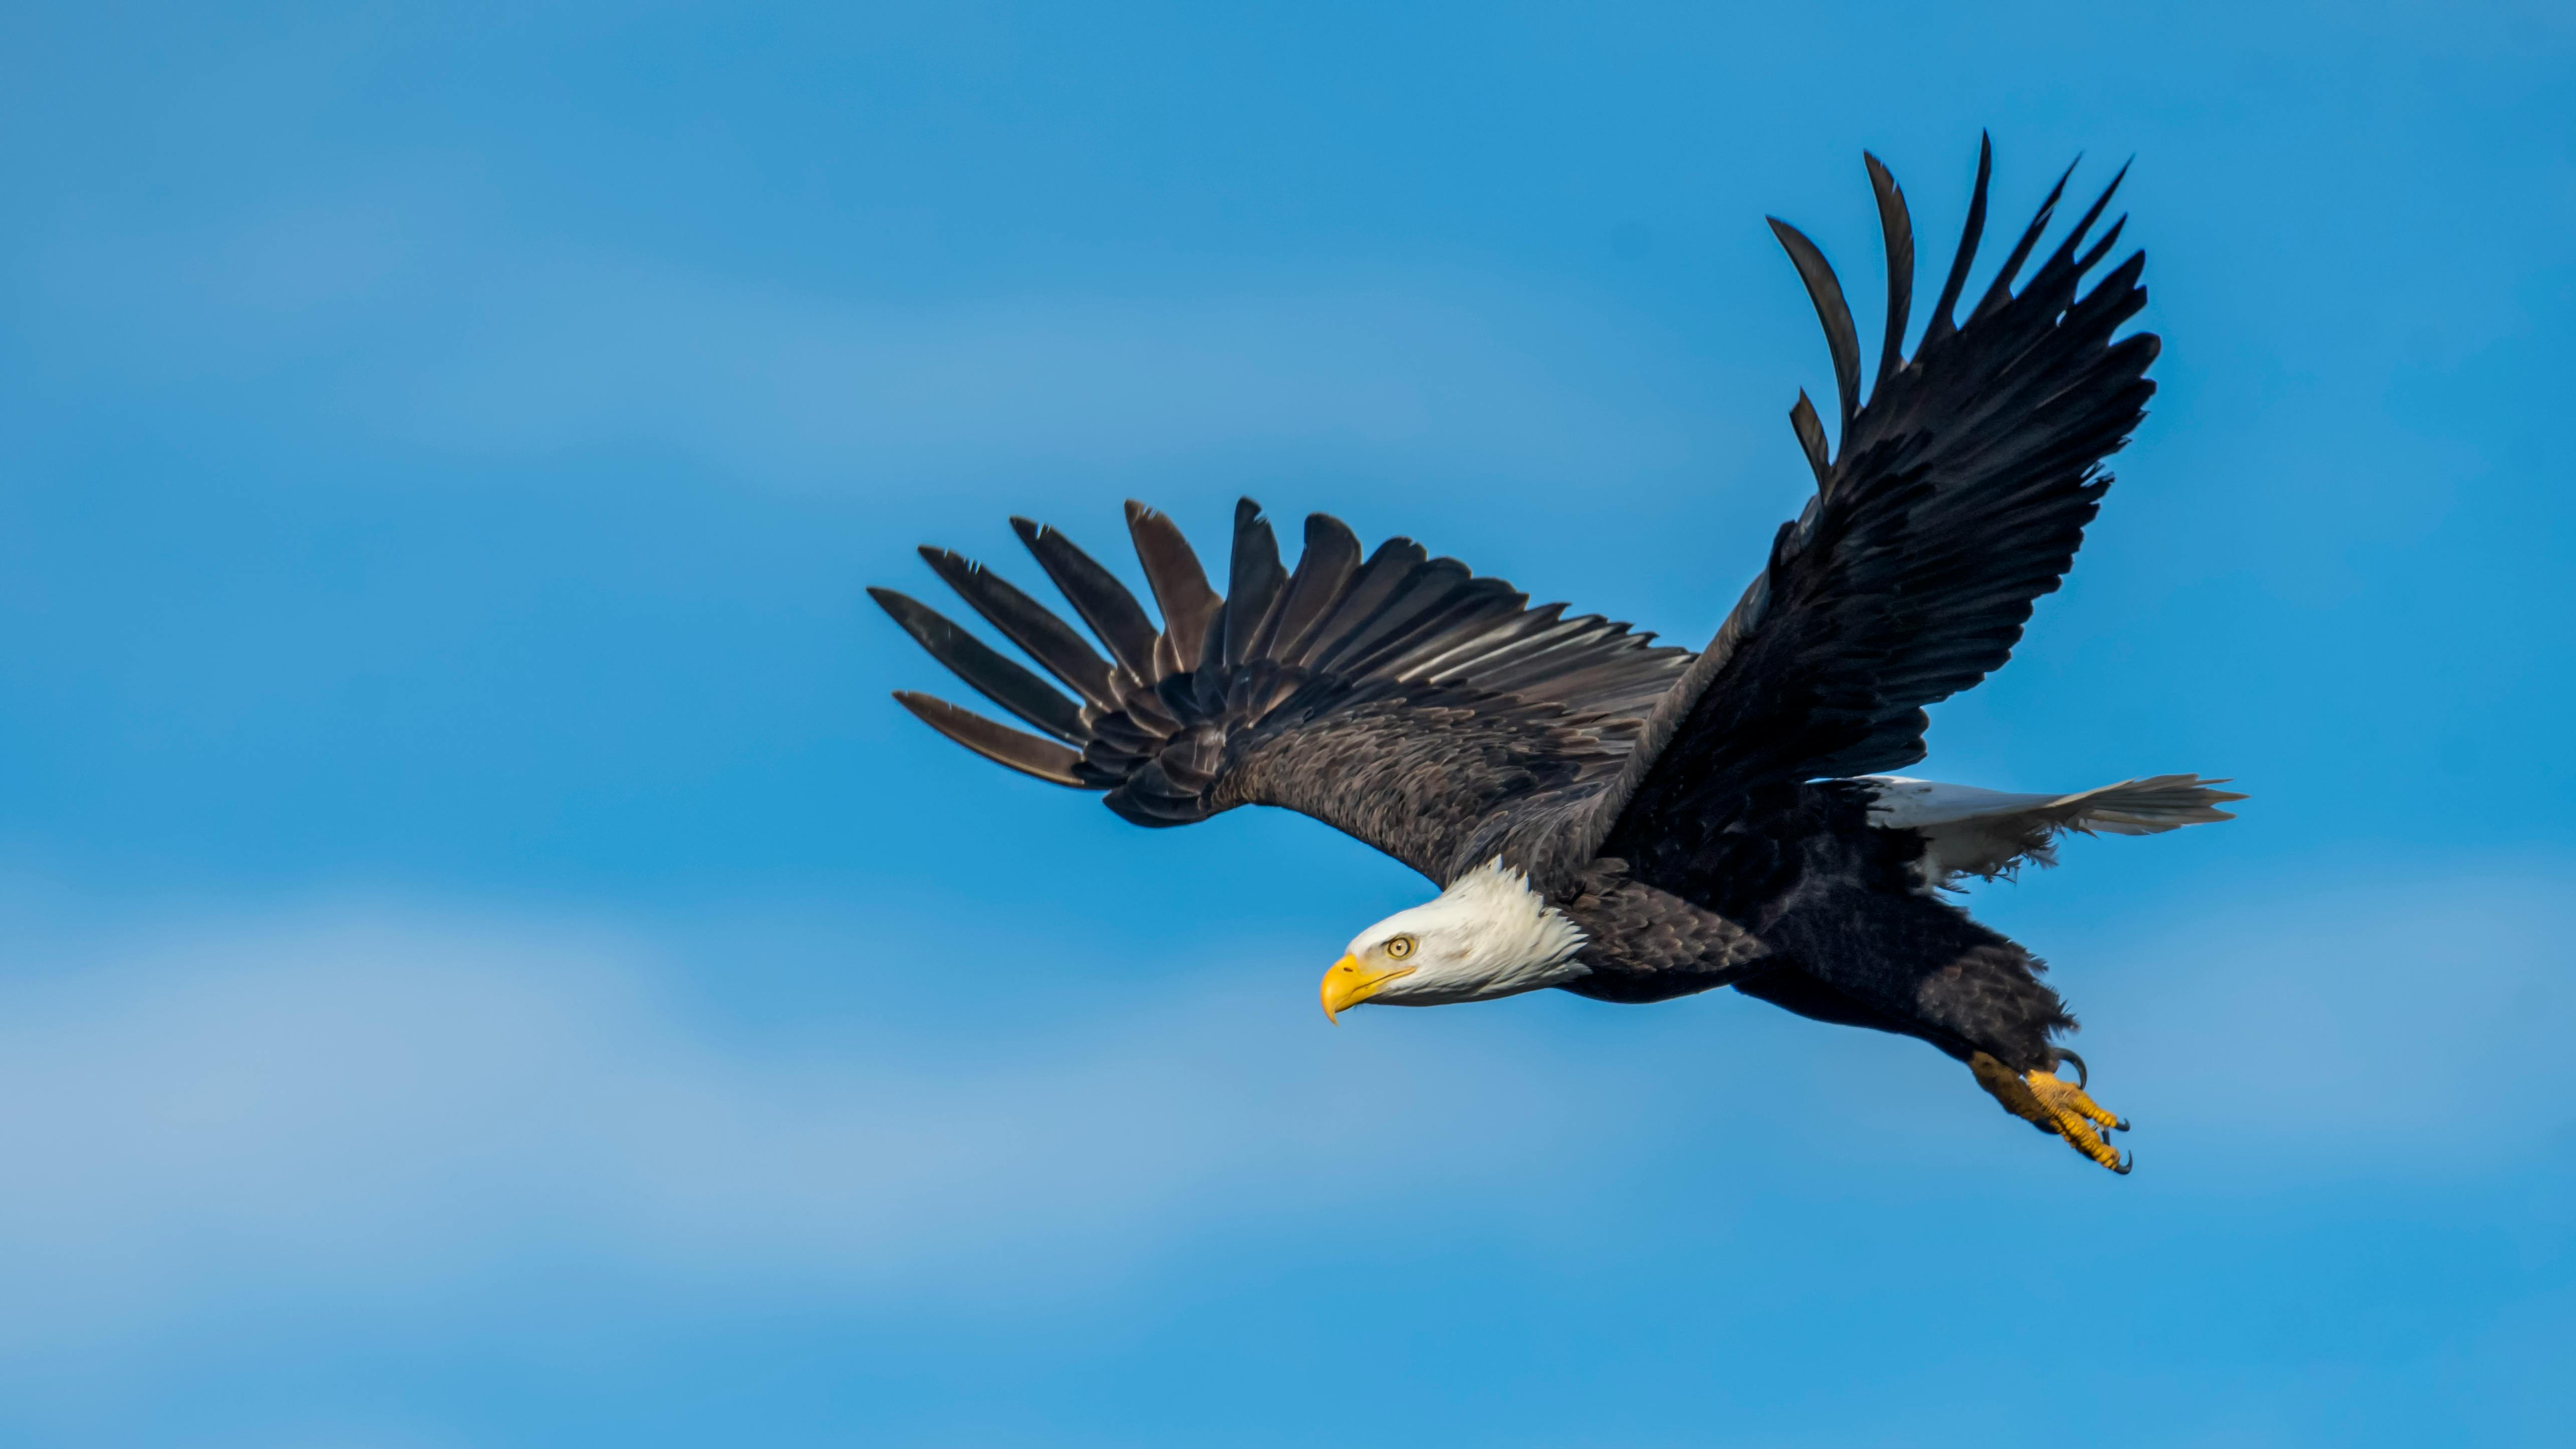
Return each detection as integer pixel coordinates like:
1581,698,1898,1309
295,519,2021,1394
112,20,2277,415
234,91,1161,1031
1384,934,1417,959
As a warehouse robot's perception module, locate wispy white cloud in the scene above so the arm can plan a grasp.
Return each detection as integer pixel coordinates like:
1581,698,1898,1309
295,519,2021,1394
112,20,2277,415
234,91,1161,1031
18,186,1714,491
0,867,2562,1359
394,266,1708,489
0,900,1660,1352
2092,871,2576,1165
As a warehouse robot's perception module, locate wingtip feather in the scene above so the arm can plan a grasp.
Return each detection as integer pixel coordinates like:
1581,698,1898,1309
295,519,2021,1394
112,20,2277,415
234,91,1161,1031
891,689,1095,788
1770,217,1863,429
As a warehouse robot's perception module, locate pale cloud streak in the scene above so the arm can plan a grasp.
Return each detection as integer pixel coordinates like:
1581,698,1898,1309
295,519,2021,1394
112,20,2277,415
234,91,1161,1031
395,267,1708,489
0,900,1652,1352
0,866,2562,1357
18,186,1716,491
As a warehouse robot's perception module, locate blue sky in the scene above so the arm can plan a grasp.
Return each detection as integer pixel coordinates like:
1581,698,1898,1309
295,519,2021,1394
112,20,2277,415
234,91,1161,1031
2,2,2571,1444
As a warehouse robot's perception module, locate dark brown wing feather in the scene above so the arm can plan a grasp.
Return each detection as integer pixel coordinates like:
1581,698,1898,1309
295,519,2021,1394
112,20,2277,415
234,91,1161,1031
1563,138,2159,875
891,691,1089,786
878,501,1690,884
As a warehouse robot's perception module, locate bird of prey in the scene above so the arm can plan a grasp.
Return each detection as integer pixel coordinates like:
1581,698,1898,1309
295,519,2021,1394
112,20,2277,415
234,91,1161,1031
870,139,2241,1173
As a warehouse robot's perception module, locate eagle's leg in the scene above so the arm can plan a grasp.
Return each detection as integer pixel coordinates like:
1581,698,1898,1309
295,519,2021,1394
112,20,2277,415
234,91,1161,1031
1757,890,2136,1172
1969,1051,2131,1173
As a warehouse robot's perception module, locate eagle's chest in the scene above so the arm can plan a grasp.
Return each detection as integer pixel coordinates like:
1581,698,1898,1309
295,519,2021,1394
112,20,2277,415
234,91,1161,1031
1552,870,1771,1001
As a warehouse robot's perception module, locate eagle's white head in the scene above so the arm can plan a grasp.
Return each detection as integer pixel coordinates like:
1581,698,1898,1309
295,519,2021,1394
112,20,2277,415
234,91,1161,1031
1319,858,1592,1019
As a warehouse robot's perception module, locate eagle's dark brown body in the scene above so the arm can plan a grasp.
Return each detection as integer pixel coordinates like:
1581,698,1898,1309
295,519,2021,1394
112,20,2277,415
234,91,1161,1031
871,138,2210,1168
1558,781,2072,1079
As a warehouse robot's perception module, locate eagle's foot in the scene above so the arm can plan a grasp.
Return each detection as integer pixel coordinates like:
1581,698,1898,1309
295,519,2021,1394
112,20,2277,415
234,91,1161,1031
1968,1050,2132,1174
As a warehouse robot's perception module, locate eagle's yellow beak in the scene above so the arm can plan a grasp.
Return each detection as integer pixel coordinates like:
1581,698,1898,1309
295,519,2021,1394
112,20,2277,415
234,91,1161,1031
1320,953,1415,1022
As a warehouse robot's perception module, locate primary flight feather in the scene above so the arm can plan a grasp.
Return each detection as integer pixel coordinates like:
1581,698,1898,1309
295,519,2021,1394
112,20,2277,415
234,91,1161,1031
871,137,2242,1173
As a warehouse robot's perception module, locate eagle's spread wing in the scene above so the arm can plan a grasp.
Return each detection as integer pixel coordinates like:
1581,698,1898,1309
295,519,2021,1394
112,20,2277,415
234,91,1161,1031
1570,140,2159,872
874,500,1690,884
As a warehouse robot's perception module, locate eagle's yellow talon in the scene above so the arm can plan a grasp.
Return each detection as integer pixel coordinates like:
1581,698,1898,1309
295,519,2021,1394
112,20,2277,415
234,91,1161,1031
1970,1051,2135,1173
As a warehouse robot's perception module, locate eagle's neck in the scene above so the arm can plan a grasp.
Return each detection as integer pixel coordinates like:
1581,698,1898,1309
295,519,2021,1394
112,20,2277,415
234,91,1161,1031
1433,859,1591,997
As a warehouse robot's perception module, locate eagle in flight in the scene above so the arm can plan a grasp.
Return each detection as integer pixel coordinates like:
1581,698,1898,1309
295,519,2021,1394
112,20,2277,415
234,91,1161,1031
871,139,2241,1173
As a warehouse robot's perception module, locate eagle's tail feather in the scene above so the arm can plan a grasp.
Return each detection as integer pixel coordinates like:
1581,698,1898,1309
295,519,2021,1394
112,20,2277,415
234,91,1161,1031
2051,774,2247,836
1862,772,2245,888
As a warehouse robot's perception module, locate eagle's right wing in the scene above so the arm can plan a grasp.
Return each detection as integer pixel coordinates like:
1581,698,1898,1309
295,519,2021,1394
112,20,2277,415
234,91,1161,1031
873,500,1690,885
1565,139,2162,882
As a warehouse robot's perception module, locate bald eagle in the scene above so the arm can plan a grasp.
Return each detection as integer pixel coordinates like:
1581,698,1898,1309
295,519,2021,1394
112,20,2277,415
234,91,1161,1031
871,140,2241,1173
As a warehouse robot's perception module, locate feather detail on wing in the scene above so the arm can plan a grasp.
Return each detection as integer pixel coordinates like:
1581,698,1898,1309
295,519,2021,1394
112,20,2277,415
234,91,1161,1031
1863,773,2247,887
873,500,1690,884
1568,136,2162,877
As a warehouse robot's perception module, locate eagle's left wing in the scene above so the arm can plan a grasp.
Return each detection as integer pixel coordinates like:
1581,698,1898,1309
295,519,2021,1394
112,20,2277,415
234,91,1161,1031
873,500,1690,885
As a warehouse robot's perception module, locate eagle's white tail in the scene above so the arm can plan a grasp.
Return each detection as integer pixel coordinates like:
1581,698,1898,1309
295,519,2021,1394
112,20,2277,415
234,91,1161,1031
2041,775,2248,835
1860,773,2245,888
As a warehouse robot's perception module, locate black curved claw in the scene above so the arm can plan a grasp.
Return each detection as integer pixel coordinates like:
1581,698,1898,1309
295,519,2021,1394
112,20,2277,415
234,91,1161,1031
2113,1116,2132,1132
2056,1048,2089,1089
2111,1149,2134,1175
